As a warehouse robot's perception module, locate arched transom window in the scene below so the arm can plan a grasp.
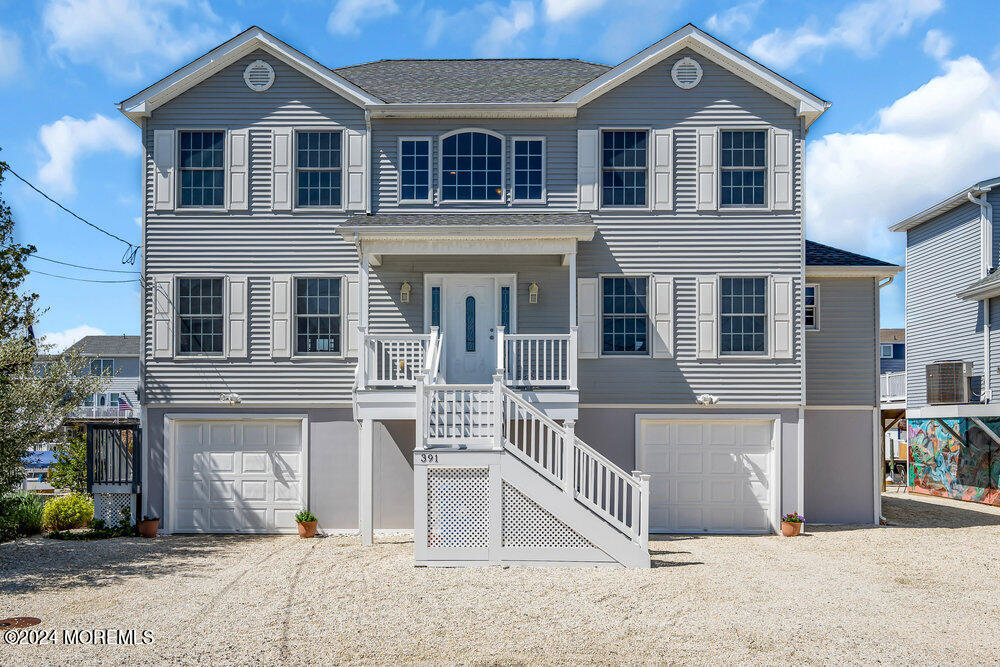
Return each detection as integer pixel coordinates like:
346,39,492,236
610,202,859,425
441,131,503,201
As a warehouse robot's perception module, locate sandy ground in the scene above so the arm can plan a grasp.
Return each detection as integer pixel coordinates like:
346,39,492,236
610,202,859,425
2,491,999,665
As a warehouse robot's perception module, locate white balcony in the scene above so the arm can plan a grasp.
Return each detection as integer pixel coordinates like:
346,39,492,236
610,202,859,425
69,406,138,420
880,371,906,404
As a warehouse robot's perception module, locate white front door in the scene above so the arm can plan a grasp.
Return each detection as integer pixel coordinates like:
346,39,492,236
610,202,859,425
443,276,497,383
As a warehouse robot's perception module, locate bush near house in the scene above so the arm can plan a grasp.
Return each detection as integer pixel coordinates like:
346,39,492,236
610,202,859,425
0,492,46,541
42,493,93,531
48,430,87,493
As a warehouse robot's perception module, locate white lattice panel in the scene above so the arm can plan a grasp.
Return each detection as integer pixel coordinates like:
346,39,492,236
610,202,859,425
502,482,593,548
94,493,136,526
426,468,490,548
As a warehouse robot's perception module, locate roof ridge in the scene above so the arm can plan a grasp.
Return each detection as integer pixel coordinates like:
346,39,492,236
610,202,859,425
336,57,610,67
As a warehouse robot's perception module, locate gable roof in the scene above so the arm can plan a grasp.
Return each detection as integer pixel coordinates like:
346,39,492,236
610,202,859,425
805,240,895,267
65,335,140,357
889,176,1000,232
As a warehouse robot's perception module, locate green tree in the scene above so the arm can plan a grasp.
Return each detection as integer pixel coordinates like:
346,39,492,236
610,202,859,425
0,157,108,493
48,428,87,493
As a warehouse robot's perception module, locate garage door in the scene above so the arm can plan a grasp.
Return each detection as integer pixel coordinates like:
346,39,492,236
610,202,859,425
637,418,775,534
172,419,304,533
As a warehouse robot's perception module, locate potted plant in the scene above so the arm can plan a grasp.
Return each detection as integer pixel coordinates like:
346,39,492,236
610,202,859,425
137,514,160,538
780,512,804,537
295,509,318,538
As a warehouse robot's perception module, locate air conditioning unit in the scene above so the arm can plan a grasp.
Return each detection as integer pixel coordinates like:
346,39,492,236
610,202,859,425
925,361,975,405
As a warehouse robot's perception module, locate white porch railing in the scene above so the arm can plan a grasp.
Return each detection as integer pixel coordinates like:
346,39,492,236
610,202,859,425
880,371,906,402
360,327,440,388
419,384,495,447
69,406,137,419
497,326,578,389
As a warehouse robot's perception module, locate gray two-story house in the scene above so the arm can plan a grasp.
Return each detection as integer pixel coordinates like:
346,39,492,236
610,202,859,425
119,24,899,565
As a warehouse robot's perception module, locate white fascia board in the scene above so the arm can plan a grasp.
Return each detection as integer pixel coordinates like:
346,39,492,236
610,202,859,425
368,103,577,119
337,223,597,242
890,177,1000,232
906,404,1000,419
559,24,829,126
957,282,1000,302
805,265,903,279
117,27,383,126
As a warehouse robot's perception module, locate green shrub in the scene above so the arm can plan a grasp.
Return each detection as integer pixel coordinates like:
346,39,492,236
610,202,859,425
42,493,94,531
0,493,47,542
295,508,317,523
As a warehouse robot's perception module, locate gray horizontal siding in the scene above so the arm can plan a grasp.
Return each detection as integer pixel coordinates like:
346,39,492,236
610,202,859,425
905,201,983,408
805,278,877,406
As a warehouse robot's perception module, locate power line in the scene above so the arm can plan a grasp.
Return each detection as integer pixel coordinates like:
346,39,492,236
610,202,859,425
29,269,139,284
26,253,140,274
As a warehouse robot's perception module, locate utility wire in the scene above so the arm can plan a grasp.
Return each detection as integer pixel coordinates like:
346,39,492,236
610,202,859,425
26,253,140,274
29,269,139,284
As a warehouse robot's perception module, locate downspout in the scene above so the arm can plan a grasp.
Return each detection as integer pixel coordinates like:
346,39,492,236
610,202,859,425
969,191,993,402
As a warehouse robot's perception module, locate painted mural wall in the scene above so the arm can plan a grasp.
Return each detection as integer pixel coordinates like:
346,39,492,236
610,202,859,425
907,418,1000,506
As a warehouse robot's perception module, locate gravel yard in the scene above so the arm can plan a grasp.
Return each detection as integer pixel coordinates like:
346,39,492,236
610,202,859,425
2,491,999,665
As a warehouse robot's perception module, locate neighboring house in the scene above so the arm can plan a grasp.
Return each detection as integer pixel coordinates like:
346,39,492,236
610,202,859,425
880,329,905,375
22,450,55,493
119,24,899,565
64,335,141,423
891,178,1000,506
878,329,907,475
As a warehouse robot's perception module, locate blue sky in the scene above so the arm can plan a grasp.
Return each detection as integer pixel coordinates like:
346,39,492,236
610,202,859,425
1,0,997,347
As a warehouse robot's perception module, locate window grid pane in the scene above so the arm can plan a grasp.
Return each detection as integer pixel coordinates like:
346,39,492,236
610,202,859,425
431,286,441,328
804,285,817,329
720,130,766,208
179,131,225,207
720,277,767,355
178,278,224,354
296,131,342,207
295,278,341,354
500,286,511,331
441,132,503,201
513,140,543,201
601,130,647,207
400,140,430,201
601,277,648,355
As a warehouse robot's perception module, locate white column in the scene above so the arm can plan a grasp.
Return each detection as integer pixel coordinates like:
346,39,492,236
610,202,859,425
358,418,374,546
568,251,577,328
360,252,370,330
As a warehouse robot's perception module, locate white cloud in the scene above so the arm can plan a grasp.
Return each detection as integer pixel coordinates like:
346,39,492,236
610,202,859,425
477,1,536,57
922,28,952,62
40,325,106,353
426,2,536,56
806,56,1000,264
542,0,607,22
748,0,942,69
43,0,230,80
0,26,24,83
705,0,762,36
327,0,399,36
37,114,140,196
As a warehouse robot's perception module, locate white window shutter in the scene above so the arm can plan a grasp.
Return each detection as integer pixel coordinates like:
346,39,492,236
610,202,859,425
695,276,718,359
577,129,599,211
272,128,293,211
153,130,175,211
651,275,673,358
271,274,292,358
652,129,673,211
771,275,794,359
227,275,248,358
771,128,793,211
346,275,360,357
152,275,174,359
346,129,366,211
228,130,249,211
696,128,718,211
577,277,599,358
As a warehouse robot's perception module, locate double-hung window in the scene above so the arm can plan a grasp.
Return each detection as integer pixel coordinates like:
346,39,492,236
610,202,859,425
90,358,114,376
720,130,766,207
601,276,648,355
441,131,503,201
513,138,544,202
296,131,342,207
601,130,647,207
881,343,893,359
179,130,225,207
720,277,767,355
804,284,819,330
177,278,224,355
399,139,431,202
295,277,341,355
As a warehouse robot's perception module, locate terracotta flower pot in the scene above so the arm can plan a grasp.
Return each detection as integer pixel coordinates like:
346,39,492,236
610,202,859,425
297,520,318,538
138,519,159,538
781,520,803,537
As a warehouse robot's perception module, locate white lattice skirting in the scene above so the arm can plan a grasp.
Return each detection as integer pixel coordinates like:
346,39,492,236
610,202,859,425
502,482,593,548
93,493,136,526
426,467,490,548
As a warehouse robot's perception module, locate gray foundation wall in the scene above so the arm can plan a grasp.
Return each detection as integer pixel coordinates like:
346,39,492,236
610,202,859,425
803,408,875,524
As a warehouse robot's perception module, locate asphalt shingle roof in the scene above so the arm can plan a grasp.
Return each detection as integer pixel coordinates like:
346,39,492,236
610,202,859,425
957,270,1000,299
333,59,611,103
65,335,140,357
805,240,895,267
343,213,593,226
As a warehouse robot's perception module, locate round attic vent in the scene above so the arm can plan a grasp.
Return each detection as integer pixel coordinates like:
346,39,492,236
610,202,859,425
671,57,703,89
243,60,275,92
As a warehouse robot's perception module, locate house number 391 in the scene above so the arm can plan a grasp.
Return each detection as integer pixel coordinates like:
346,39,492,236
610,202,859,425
418,453,438,463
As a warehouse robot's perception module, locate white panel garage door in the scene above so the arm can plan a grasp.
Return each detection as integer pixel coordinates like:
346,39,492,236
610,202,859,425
638,418,775,534
172,420,304,533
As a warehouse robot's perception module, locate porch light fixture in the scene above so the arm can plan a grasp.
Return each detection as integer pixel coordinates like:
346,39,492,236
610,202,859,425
400,282,411,303
529,282,539,304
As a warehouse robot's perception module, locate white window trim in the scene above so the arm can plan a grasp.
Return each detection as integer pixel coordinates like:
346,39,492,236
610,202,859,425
717,126,771,212
437,128,507,205
292,128,346,213
510,136,547,205
290,273,347,359
598,273,652,359
174,274,229,360
175,128,229,212
397,136,433,205
717,273,772,358
598,127,652,212
880,343,894,359
804,283,820,331
90,358,115,376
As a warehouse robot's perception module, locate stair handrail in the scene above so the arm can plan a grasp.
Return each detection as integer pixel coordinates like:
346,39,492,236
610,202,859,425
423,326,442,383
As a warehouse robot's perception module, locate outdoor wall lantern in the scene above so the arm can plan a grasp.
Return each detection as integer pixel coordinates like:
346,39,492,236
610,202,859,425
400,282,411,303
528,282,539,304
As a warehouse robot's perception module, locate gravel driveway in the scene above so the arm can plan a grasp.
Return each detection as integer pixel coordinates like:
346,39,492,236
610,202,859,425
2,491,999,665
